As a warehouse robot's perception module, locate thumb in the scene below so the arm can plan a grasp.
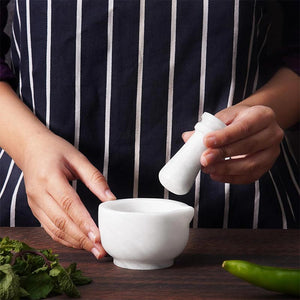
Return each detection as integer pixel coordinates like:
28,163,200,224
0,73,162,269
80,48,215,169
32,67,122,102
67,152,116,202
215,105,250,125
182,130,194,143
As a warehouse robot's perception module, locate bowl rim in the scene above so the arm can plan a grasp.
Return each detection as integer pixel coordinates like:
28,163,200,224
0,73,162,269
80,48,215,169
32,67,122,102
98,198,194,216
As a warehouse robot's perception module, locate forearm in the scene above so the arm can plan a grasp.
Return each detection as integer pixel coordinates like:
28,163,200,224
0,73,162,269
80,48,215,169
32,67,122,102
238,68,300,129
0,81,50,168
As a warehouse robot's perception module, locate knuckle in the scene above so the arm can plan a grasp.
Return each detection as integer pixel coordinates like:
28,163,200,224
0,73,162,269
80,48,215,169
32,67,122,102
255,105,275,122
25,184,39,200
35,168,51,185
267,127,283,149
51,235,60,243
77,235,90,250
238,121,251,137
262,106,274,118
90,169,106,185
53,216,67,231
60,194,74,212
76,219,88,232
25,188,35,201
266,146,281,167
52,228,66,241
276,127,284,142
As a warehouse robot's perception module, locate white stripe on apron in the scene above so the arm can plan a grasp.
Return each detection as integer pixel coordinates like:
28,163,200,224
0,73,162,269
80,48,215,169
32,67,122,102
46,0,52,129
0,149,4,160
10,172,24,227
0,159,14,200
286,193,296,222
269,171,287,229
252,22,271,228
252,23,271,93
281,142,300,196
223,0,239,228
14,0,22,99
252,180,260,228
26,0,36,114
284,135,298,166
103,0,114,180
193,0,209,228
164,0,177,199
72,0,83,191
8,0,23,226
133,0,146,198
242,0,256,99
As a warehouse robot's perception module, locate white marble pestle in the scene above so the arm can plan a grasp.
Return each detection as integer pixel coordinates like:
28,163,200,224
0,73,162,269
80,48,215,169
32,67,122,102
159,112,226,195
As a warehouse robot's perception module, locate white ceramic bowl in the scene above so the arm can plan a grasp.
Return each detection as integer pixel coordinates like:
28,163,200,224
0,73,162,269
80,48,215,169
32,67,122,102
98,198,194,270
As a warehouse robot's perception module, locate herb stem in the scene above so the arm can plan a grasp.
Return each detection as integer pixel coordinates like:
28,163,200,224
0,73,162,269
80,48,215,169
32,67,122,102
10,250,52,268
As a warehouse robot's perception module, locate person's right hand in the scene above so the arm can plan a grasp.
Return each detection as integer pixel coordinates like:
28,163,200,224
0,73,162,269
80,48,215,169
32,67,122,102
21,130,116,259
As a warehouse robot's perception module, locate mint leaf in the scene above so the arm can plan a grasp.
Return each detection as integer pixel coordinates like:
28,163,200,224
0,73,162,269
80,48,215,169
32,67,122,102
0,264,21,300
66,263,92,286
50,265,80,298
0,236,30,253
19,287,30,298
0,237,92,299
0,237,29,267
20,272,54,300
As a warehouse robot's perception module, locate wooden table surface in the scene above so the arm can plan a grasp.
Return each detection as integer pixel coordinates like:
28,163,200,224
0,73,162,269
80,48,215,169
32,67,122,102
0,227,299,300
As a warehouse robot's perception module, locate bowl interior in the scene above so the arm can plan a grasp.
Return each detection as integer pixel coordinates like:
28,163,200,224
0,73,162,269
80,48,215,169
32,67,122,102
101,198,189,214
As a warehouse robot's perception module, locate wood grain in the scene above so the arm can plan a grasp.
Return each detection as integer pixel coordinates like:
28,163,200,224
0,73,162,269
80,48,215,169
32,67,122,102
0,228,299,300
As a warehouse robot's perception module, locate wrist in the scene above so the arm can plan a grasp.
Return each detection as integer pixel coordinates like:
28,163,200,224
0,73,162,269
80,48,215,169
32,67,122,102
19,125,61,173
237,68,300,129
0,82,51,169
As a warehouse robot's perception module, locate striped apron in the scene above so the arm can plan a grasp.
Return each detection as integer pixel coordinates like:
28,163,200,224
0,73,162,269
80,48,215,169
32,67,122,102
1,0,299,228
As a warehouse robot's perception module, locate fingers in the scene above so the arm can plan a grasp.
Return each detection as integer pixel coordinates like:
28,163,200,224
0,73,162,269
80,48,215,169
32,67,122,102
204,106,279,149
201,124,283,166
199,106,284,184
48,172,107,257
214,106,238,125
49,173,101,243
202,146,280,184
22,134,113,259
28,192,106,259
66,151,116,202
182,131,194,143
201,106,283,171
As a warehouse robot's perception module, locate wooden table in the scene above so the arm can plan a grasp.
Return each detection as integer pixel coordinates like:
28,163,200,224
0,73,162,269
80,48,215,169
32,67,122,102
0,228,299,300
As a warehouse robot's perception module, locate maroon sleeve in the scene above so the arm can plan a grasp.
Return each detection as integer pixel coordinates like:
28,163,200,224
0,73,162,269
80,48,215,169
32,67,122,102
0,0,16,85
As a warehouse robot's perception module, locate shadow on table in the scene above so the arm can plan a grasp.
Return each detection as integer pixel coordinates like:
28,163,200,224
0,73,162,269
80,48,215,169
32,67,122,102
174,253,228,268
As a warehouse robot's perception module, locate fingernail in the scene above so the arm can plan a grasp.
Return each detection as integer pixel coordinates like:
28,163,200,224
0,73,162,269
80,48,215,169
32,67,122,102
205,135,216,147
201,155,208,167
88,231,96,243
91,247,101,259
201,153,216,167
105,189,116,200
182,131,191,142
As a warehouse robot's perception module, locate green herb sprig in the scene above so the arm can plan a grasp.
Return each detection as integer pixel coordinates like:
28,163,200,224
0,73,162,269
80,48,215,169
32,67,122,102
0,237,92,299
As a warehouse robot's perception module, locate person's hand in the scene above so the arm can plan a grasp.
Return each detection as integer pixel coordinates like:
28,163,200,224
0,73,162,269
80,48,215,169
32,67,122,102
21,131,116,259
182,105,284,184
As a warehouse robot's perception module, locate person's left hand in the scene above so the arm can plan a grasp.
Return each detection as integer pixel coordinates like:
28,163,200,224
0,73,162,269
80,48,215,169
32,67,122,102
182,105,284,184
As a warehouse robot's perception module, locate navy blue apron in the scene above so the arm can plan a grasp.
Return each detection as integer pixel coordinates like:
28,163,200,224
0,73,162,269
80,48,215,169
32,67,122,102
0,0,299,228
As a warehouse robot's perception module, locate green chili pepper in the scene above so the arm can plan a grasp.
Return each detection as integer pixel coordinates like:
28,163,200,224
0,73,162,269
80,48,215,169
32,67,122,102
222,260,300,296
